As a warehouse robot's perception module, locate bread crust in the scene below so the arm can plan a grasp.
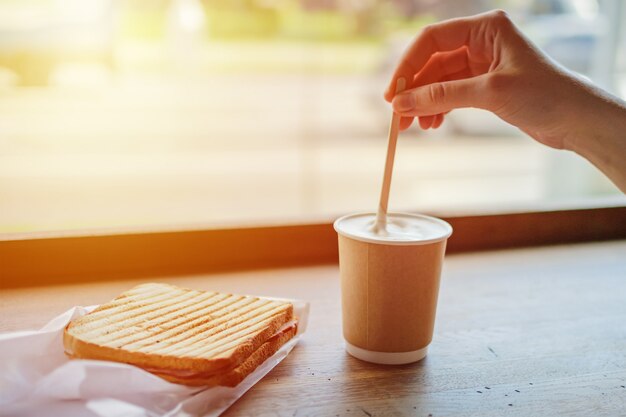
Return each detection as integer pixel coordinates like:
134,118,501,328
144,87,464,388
63,283,294,374
152,321,298,386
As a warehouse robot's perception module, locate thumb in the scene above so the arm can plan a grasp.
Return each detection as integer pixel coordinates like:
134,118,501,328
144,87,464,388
392,76,488,115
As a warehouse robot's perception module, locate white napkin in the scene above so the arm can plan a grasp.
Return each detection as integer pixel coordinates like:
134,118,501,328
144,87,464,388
0,299,309,417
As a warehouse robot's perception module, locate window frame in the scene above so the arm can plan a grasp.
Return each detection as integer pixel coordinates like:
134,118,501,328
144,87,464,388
2,203,625,289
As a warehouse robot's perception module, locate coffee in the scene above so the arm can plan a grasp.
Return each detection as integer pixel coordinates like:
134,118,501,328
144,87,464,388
334,212,452,364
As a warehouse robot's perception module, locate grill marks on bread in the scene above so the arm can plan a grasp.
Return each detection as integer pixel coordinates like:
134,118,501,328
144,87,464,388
144,301,287,356
151,322,298,387
64,283,294,372
73,290,218,343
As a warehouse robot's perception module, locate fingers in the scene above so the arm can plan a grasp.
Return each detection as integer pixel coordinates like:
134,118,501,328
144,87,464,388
411,47,471,88
384,16,480,102
385,10,515,129
398,114,446,131
384,9,512,102
432,113,444,128
417,114,444,130
412,47,490,89
399,116,414,131
393,74,490,116
396,50,481,130
400,114,444,131
420,115,438,129
397,48,472,132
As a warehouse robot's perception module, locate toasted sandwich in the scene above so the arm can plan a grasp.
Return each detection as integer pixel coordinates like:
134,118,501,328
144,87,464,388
63,283,297,387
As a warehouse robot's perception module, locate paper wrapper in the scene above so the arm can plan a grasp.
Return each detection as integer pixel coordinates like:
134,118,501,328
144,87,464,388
0,298,309,417
338,235,446,352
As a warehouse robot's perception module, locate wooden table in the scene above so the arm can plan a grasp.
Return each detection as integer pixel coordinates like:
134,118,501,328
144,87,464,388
2,240,625,416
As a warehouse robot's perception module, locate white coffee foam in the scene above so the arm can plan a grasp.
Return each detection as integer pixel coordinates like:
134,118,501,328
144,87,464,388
334,212,452,245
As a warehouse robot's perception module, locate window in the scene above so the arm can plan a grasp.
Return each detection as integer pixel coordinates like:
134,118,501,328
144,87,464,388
1,0,624,233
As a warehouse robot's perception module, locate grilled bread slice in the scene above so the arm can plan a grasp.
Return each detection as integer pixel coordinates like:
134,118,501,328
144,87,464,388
151,320,298,386
63,283,295,381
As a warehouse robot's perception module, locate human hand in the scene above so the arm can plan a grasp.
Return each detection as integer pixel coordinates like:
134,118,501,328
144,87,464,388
384,10,600,150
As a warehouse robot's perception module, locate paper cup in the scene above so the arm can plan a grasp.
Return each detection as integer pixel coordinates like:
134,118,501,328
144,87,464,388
334,212,452,365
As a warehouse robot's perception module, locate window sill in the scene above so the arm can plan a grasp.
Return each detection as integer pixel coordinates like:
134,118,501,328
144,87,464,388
1,203,625,289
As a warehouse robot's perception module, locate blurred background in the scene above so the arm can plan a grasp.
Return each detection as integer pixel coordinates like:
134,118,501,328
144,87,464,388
1,0,625,233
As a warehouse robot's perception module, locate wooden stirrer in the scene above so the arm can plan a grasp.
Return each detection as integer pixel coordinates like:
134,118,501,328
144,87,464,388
374,77,406,233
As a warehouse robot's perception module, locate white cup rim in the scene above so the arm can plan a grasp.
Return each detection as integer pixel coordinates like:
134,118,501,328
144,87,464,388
333,212,453,246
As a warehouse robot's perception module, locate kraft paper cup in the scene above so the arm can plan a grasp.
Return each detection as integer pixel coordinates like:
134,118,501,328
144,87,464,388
334,212,452,365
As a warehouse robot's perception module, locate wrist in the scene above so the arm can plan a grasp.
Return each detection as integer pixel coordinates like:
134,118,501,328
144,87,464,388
565,86,626,192
561,76,626,153
567,94,626,154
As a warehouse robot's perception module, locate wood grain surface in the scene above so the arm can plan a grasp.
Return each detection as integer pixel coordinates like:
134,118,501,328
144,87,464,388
1,241,625,416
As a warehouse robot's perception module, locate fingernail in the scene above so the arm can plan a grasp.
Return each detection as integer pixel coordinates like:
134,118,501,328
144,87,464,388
393,93,415,112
